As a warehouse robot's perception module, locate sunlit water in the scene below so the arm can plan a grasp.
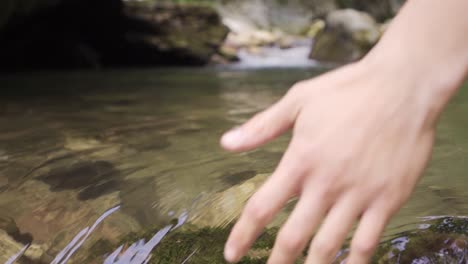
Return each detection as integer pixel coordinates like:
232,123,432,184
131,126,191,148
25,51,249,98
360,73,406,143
0,68,467,263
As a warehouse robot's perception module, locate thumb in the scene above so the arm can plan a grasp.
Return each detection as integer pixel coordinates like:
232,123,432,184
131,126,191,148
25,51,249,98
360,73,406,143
221,89,301,152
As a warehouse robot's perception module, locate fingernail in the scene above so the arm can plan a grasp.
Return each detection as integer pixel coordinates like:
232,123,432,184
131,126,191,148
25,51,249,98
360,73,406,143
224,245,238,262
221,128,244,148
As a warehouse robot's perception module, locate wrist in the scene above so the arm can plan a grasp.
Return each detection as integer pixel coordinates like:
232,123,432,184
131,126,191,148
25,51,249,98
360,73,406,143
358,0,468,121
359,44,463,125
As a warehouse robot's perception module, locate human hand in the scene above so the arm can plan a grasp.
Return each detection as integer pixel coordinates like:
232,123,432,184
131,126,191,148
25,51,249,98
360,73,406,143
220,60,444,264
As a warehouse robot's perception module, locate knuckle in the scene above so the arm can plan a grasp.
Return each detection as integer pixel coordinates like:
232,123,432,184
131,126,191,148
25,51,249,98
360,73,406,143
244,198,272,225
286,81,309,104
377,192,406,215
313,173,340,198
276,231,304,254
352,239,377,257
289,81,307,94
311,238,336,258
315,186,336,201
291,146,317,167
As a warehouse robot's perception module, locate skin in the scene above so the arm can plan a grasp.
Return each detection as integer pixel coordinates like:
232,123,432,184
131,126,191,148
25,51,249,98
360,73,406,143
220,0,468,263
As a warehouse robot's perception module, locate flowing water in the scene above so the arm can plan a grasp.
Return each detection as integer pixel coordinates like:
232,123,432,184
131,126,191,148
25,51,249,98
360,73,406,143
232,40,318,69
0,68,467,263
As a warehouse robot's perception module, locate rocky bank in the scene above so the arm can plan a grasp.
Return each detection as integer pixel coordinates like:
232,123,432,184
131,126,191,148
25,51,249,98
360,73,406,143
0,0,229,72
0,0,408,71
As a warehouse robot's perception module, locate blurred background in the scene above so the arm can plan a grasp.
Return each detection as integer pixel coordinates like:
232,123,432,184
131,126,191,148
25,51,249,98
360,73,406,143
0,0,404,70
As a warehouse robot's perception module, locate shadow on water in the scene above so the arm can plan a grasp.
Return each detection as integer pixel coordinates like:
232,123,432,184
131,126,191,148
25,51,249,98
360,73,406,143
37,161,120,201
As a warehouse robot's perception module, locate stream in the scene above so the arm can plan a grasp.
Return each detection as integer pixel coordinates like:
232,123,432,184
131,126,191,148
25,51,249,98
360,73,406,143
1,67,467,263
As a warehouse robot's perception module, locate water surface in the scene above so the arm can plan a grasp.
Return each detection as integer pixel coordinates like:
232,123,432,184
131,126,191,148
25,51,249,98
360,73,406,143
0,68,467,263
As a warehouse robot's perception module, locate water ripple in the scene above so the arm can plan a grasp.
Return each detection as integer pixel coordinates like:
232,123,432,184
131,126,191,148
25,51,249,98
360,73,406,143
8,206,189,264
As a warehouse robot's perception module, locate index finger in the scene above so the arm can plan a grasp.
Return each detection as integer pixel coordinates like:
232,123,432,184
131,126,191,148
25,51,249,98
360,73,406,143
224,147,306,262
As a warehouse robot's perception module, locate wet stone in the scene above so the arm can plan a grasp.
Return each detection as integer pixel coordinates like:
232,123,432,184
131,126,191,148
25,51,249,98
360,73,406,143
0,231,26,264
335,217,468,263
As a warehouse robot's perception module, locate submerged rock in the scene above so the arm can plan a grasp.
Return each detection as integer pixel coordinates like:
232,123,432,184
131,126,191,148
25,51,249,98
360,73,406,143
37,160,120,201
310,8,380,63
190,173,269,228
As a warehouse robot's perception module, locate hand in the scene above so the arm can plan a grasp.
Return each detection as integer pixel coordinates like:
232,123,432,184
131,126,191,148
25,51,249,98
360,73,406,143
220,61,440,264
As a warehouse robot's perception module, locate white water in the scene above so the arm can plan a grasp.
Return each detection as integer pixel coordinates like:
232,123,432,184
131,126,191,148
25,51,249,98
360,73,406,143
230,40,318,69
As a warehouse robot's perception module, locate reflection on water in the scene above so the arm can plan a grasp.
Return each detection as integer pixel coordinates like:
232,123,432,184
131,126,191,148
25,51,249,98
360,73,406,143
0,68,467,263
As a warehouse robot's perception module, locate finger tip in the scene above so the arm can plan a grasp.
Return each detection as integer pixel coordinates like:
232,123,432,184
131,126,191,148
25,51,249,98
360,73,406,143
220,129,243,150
224,245,239,263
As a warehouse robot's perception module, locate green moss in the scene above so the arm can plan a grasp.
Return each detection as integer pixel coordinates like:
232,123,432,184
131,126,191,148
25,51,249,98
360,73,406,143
150,224,281,263
429,217,468,235
86,223,287,263
251,227,278,250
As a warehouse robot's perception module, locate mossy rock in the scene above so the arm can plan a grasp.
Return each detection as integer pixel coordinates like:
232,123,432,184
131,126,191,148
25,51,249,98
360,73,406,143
125,3,229,65
86,223,286,263
335,217,468,263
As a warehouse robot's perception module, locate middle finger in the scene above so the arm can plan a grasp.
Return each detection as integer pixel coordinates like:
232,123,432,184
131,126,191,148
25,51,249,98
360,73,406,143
267,185,331,264
306,192,365,264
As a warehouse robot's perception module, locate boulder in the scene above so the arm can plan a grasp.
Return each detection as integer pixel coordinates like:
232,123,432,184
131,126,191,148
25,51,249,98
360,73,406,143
305,19,326,38
216,0,335,54
210,44,240,64
123,2,230,66
217,0,336,35
310,8,380,63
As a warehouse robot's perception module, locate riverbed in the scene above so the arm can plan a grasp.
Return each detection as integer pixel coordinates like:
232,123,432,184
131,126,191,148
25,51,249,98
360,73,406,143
1,67,467,263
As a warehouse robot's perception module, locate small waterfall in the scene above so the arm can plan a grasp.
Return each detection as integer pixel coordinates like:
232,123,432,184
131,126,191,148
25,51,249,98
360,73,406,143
215,0,332,69
229,39,318,69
